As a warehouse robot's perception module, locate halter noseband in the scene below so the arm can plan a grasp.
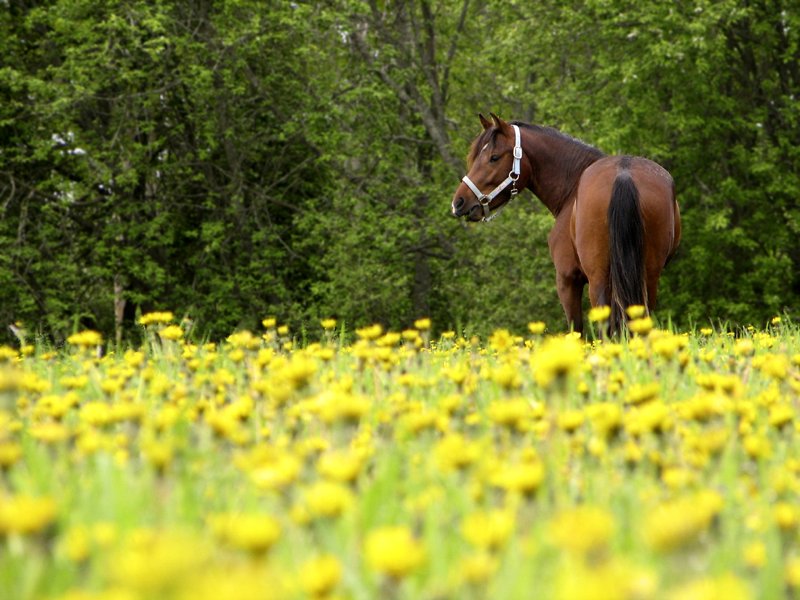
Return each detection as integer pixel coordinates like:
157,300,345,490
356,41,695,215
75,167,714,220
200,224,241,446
461,124,523,222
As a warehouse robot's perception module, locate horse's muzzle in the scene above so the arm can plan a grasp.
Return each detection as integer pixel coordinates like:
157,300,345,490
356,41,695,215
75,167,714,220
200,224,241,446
452,196,471,218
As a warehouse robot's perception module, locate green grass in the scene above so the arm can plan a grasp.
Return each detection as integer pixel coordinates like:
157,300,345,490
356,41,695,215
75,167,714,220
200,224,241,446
0,318,798,599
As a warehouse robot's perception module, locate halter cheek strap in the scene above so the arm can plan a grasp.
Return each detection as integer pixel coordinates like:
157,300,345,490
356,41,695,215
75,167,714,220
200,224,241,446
461,124,523,222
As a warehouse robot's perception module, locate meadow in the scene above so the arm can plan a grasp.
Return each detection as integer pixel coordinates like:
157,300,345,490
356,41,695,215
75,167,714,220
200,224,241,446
1,311,799,599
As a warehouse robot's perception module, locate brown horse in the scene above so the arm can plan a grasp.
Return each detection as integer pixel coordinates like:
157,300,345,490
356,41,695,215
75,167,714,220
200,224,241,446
451,113,681,333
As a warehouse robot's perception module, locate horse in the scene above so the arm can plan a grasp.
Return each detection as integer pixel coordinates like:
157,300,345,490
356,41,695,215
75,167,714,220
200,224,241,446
451,113,681,334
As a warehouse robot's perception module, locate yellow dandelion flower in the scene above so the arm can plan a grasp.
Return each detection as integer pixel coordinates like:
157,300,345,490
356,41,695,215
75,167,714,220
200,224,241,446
644,490,723,552
549,505,615,556
414,317,431,330
487,398,531,430
491,363,523,390
401,329,420,343
652,333,686,360
628,316,653,335
67,330,103,348
734,338,755,357
769,404,794,429
459,552,499,585
528,321,546,335
679,393,730,422
60,525,91,563
0,441,22,469
433,434,479,471
0,346,18,362
743,541,766,569
490,460,545,496
317,391,371,424
556,559,657,600
300,555,342,597
112,530,211,593
376,332,401,347
30,422,70,444
532,336,583,389
356,324,383,341
461,509,515,550
138,311,174,326
588,305,612,322
586,402,622,438
443,362,471,387
668,573,751,600
626,305,647,319
177,564,288,600
142,438,174,473
210,513,281,555
787,557,800,588
247,452,301,492
743,434,771,460
661,467,695,490
226,330,260,350
0,494,58,535
305,481,354,519
774,502,798,531
759,353,789,380
158,325,184,341
624,440,643,465
557,409,585,433
365,526,425,579
80,401,113,427
488,329,515,352
625,401,672,436
317,449,364,483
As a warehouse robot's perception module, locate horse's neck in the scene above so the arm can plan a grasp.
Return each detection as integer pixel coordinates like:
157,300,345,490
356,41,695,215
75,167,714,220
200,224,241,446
523,129,603,216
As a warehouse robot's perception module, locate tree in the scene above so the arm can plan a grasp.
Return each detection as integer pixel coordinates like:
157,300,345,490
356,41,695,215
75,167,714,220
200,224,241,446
2,0,797,344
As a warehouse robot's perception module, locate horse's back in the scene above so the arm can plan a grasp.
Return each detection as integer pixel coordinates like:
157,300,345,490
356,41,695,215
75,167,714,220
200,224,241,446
572,155,680,296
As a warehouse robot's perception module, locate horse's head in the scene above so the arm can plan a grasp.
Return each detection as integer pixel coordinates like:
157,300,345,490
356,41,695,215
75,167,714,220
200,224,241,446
451,113,527,222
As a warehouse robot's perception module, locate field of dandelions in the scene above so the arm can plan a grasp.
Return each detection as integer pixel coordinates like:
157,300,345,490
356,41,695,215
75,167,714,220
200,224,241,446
1,309,800,600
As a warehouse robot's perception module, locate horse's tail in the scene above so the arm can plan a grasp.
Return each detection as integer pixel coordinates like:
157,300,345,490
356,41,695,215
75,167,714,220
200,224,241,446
608,162,647,330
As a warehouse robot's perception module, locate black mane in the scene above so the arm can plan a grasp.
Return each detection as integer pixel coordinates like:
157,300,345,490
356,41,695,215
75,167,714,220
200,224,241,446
513,122,605,211
512,121,605,160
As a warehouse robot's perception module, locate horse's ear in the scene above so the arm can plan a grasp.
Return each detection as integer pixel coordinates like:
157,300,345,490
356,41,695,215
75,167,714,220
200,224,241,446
490,112,507,129
490,113,513,137
479,113,492,130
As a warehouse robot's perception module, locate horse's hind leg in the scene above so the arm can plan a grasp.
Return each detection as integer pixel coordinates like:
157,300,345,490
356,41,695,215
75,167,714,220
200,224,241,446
588,277,614,336
588,278,610,308
646,269,661,312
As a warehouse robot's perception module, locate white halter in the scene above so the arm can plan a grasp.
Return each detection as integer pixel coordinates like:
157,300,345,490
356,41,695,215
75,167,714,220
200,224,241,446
461,124,523,222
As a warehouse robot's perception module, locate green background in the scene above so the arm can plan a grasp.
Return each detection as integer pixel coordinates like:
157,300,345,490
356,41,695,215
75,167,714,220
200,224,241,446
1,0,798,343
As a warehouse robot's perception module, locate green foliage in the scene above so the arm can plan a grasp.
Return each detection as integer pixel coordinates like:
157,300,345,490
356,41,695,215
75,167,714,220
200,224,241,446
1,0,798,342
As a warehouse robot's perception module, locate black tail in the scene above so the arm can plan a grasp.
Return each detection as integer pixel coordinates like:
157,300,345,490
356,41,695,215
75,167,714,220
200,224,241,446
608,166,647,331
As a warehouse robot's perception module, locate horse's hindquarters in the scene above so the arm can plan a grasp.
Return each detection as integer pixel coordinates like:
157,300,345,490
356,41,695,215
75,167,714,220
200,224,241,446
573,156,678,311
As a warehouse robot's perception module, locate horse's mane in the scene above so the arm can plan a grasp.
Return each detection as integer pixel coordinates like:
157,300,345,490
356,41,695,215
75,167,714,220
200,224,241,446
514,122,604,159
466,121,605,171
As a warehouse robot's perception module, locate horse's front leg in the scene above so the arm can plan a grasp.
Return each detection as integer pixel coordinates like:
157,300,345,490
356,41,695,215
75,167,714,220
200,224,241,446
549,208,586,334
555,269,586,334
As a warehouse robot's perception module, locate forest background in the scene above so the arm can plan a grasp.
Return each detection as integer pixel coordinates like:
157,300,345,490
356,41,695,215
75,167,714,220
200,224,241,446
1,0,798,345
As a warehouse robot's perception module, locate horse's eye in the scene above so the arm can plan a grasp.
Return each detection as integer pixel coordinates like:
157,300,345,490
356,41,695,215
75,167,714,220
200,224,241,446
489,154,500,163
